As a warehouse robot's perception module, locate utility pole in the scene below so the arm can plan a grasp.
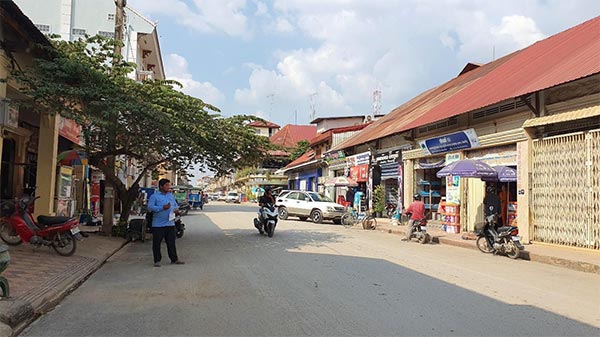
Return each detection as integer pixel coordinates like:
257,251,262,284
103,0,126,236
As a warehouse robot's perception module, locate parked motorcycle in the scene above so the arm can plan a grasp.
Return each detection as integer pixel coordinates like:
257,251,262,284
175,216,185,239
385,202,397,218
253,204,278,237
0,197,83,256
177,201,190,216
405,217,431,244
476,211,524,259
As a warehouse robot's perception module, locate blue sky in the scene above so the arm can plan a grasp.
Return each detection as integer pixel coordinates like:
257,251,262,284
128,0,598,127
126,1,598,180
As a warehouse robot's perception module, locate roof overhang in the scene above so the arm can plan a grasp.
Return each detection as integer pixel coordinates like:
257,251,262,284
523,105,600,128
281,159,320,174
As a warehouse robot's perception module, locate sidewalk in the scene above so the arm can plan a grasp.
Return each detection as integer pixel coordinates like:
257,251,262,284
0,229,126,337
373,218,600,275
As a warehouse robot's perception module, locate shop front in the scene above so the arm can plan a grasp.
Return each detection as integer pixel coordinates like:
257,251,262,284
372,148,401,209
347,151,370,210
403,128,525,232
292,168,322,191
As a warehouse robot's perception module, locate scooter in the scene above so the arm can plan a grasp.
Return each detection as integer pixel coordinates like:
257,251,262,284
253,203,278,237
405,216,431,244
0,196,83,256
476,211,524,259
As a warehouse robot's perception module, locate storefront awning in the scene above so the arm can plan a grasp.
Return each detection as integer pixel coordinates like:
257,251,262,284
523,105,600,128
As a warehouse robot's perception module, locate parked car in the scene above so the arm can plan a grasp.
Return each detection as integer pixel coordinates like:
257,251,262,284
226,192,240,203
217,193,227,201
276,190,345,224
209,193,219,201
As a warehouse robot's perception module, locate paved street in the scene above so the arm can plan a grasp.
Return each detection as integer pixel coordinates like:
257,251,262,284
22,203,600,337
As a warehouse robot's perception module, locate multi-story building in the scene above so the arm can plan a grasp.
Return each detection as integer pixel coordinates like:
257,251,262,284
9,0,165,216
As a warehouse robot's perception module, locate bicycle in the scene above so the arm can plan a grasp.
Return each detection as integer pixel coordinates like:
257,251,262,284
341,208,377,230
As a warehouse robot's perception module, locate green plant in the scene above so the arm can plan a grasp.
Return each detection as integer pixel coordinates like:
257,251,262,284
111,220,128,238
373,184,386,214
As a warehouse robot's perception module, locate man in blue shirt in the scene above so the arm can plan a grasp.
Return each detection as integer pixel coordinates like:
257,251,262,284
148,179,185,267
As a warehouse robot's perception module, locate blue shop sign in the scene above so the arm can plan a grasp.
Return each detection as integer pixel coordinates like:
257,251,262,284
419,129,480,155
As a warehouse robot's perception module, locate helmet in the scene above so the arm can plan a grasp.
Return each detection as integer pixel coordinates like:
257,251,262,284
264,186,272,193
413,193,421,200
486,185,496,194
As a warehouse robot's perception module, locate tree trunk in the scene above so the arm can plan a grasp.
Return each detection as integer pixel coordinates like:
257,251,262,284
118,183,140,223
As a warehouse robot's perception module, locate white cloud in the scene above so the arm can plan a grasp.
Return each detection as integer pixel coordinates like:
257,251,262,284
128,0,250,37
275,17,295,32
493,15,547,48
165,54,225,105
254,1,268,16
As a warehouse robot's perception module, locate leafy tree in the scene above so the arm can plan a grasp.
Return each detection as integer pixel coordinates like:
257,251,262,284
12,35,271,227
289,140,311,161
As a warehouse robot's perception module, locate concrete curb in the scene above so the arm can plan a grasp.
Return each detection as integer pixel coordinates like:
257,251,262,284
375,225,600,275
5,239,128,337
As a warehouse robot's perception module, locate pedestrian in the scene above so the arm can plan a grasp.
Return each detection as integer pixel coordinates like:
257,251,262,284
498,184,509,226
345,187,355,208
484,184,501,225
147,178,185,267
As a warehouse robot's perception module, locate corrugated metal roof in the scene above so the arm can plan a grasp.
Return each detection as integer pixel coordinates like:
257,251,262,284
283,150,316,170
310,123,371,146
523,105,600,128
332,16,600,152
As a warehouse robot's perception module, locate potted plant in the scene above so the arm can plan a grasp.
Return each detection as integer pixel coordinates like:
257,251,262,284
373,184,386,218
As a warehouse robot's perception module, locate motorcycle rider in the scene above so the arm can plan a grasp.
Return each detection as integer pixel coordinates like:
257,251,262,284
402,193,426,241
255,187,275,234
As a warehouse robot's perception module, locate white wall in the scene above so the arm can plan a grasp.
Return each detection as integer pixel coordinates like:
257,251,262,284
316,117,365,133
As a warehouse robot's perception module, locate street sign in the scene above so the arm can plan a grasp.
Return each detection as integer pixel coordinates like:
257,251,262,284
419,129,480,155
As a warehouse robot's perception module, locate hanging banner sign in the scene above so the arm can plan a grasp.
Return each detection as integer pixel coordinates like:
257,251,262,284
347,151,371,167
324,150,346,161
419,128,480,155
375,149,400,164
349,164,369,182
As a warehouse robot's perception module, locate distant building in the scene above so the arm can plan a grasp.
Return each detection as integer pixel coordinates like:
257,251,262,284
311,114,385,134
248,120,280,137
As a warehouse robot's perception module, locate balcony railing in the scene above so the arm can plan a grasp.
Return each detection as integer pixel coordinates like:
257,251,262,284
136,70,154,82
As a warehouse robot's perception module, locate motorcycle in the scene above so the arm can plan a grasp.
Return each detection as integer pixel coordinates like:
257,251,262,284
476,212,524,259
177,201,190,216
0,196,83,256
404,212,431,244
175,216,185,239
253,203,278,237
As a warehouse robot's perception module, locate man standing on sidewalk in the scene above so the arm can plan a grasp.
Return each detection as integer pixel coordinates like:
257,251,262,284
147,179,185,267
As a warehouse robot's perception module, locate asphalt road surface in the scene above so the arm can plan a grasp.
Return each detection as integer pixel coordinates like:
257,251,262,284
22,202,600,337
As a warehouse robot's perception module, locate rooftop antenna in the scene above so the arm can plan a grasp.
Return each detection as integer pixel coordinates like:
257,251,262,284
493,45,496,61
370,88,381,123
266,93,275,120
295,110,298,124
309,92,318,122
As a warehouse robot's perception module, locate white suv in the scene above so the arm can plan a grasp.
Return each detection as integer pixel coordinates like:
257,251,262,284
276,190,345,224
225,192,240,203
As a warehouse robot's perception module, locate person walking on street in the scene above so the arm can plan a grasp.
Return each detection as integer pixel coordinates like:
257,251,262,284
148,179,185,267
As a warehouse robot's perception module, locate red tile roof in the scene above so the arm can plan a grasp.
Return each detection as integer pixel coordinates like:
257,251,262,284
248,120,281,128
333,16,600,151
270,124,317,148
284,150,316,169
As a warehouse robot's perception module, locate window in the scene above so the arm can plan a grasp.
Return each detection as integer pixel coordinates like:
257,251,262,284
35,24,50,32
108,13,115,20
98,31,115,38
72,28,86,35
287,192,301,200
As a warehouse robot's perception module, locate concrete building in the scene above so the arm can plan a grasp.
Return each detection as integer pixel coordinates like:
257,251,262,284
248,120,280,137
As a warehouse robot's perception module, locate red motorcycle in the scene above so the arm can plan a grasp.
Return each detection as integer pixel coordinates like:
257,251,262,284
0,196,83,256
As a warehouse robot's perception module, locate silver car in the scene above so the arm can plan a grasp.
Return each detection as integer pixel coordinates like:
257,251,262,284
276,190,346,224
